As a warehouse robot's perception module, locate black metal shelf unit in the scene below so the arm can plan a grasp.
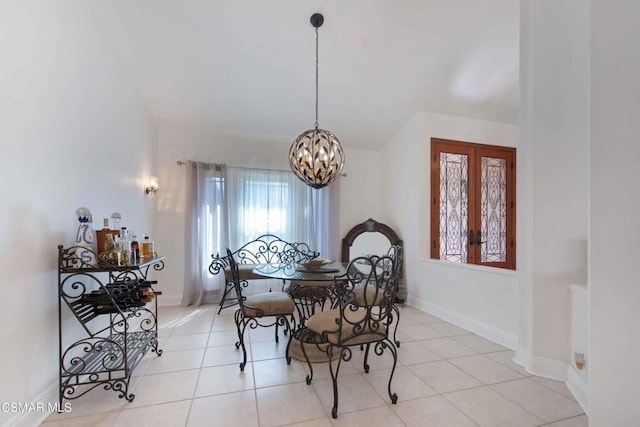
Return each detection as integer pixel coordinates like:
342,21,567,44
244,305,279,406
57,245,165,406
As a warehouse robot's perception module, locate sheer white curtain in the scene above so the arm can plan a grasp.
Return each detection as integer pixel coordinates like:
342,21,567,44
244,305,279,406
182,163,330,305
225,167,329,254
182,162,227,306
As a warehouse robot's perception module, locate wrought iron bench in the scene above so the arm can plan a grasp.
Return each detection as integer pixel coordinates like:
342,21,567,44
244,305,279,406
209,234,319,314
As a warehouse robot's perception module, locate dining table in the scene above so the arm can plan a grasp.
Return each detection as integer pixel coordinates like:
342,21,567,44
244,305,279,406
252,261,350,362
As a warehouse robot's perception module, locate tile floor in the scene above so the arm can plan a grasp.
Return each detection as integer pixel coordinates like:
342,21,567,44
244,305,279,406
43,304,588,427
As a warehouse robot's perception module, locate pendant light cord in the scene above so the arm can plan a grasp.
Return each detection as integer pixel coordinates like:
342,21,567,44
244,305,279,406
314,26,319,129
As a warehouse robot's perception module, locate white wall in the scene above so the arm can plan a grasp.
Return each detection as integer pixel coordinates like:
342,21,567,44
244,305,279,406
381,111,519,346
518,0,590,379
589,1,640,424
0,2,156,425
153,126,382,302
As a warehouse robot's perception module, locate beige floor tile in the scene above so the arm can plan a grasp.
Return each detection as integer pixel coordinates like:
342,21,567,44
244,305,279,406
201,343,251,368
286,418,333,427
485,350,531,376
162,333,209,351
364,366,437,401
394,314,420,327
444,386,544,427
427,322,473,337
207,329,239,347
127,369,199,408
393,330,414,345
401,325,444,341
490,378,584,423
195,363,255,397
171,320,213,336
331,405,405,426
302,359,360,381
449,355,524,384
548,414,589,427
400,309,444,324
418,337,479,359
250,339,291,361
144,348,205,375
41,411,120,427
312,373,386,415
408,360,482,393
43,377,142,421
47,305,588,427
393,395,477,427
114,400,190,426
530,376,578,401
256,382,326,427
211,315,238,332
453,334,508,353
348,343,399,371
397,340,442,366
188,390,258,427
253,358,307,388
248,323,290,343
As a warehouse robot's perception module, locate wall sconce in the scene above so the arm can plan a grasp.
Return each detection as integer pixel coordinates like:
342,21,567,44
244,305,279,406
144,176,159,197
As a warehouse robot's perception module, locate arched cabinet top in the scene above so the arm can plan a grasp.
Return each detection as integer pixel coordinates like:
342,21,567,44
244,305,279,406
341,218,403,262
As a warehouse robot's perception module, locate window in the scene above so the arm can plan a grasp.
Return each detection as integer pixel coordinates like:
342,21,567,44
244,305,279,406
431,138,516,269
205,167,330,262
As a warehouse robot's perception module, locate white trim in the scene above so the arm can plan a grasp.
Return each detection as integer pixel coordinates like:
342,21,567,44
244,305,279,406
528,355,567,380
514,346,532,373
158,294,182,306
408,296,518,350
4,381,58,427
567,365,589,415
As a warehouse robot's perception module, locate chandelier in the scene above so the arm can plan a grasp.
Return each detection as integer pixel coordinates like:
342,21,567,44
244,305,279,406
289,13,345,189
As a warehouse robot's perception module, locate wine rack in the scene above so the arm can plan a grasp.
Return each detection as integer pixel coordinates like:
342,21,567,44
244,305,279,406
57,245,165,407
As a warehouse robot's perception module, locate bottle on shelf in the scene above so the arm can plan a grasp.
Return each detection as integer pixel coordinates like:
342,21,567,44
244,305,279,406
141,234,155,259
117,226,130,266
130,235,140,262
96,218,110,255
110,212,122,232
99,233,118,264
74,207,97,266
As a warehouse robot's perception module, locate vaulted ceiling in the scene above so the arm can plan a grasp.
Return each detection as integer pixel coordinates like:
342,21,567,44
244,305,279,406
114,0,518,150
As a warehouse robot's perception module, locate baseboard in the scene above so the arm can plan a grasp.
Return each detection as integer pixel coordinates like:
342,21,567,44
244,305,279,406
408,296,518,350
566,365,589,415
3,381,59,427
529,355,568,380
514,346,532,373
158,294,182,306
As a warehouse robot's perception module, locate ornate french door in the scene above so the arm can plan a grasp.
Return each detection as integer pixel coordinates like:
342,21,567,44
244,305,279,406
431,138,516,269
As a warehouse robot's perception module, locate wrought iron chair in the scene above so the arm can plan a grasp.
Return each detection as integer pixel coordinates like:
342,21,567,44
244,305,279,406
299,254,401,418
227,248,296,371
211,235,319,314
354,245,403,347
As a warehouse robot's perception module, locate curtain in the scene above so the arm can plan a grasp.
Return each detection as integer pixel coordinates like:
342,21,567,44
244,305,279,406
182,162,227,306
225,167,329,254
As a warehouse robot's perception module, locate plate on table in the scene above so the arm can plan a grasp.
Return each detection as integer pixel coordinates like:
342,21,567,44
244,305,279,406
297,257,335,273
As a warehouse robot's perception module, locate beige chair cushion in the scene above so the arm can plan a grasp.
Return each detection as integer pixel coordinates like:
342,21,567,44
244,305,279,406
306,308,387,346
354,286,387,306
242,292,295,317
224,265,265,281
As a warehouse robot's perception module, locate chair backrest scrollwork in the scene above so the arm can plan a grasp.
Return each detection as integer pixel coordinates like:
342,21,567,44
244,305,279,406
331,254,401,346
